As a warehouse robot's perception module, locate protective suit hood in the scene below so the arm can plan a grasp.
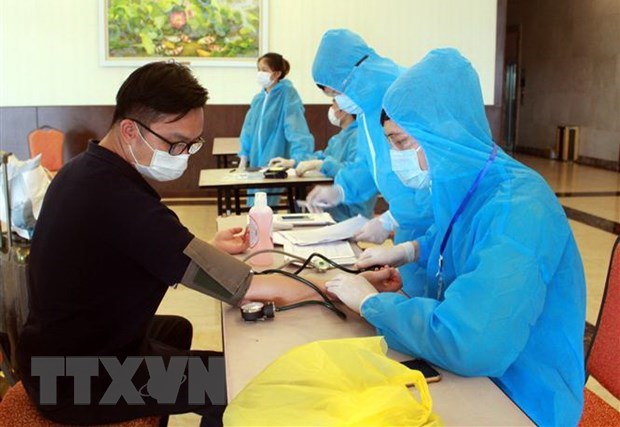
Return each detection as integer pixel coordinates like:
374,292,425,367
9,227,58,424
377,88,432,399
383,49,498,183
383,48,522,226
312,29,403,112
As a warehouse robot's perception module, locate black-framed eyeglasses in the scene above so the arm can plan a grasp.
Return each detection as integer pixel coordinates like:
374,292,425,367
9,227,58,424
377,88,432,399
128,118,204,156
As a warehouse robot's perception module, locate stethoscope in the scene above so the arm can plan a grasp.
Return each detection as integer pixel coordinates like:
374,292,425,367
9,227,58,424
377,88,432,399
435,144,498,299
239,251,382,322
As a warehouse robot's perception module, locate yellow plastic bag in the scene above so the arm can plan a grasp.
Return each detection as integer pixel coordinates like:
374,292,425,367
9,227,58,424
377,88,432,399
224,336,442,426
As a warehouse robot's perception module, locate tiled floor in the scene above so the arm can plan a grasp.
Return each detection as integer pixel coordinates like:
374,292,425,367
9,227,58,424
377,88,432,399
160,154,620,425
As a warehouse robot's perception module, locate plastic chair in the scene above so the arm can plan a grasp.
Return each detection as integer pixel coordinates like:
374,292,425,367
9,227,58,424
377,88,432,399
579,235,620,426
27,126,64,175
0,381,159,426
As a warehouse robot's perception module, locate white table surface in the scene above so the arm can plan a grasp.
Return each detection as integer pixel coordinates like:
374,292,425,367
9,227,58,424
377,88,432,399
222,304,533,426
216,216,533,426
199,168,332,188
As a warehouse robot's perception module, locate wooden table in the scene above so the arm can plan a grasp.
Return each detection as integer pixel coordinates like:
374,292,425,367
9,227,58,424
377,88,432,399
212,137,240,168
199,168,332,215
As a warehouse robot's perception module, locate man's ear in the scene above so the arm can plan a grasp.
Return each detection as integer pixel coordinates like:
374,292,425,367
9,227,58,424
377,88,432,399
118,119,138,143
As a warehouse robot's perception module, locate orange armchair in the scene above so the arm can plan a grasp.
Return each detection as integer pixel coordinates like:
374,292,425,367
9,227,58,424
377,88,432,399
27,126,65,174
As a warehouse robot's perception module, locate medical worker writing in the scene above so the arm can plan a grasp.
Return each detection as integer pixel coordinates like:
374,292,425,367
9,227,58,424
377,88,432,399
326,49,586,427
307,29,433,293
295,99,376,221
238,52,313,205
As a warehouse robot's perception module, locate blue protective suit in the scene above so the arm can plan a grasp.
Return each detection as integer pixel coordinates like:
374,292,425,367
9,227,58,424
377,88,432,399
239,79,314,206
363,48,586,426
313,121,376,221
312,29,433,290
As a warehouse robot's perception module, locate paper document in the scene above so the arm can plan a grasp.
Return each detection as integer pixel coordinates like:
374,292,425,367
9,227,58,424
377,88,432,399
283,240,357,265
279,214,369,246
272,231,288,246
274,212,334,226
227,168,265,181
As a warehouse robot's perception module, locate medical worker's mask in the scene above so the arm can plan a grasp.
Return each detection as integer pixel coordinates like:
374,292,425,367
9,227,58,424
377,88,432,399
257,71,272,88
390,147,430,189
334,94,362,115
327,107,341,127
129,125,189,181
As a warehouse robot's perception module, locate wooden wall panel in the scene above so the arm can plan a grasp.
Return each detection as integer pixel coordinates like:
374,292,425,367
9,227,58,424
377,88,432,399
37,106,114,160
0,103,503,197
0,107,37,159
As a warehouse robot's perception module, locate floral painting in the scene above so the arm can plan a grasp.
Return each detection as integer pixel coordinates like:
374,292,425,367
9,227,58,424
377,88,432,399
101,0,267,66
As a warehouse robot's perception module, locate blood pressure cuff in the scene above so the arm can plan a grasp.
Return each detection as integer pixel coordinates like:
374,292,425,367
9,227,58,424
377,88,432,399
181,238,252,306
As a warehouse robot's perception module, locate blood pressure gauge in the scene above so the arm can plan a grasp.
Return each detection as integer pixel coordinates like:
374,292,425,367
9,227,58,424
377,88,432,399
240,301,275,321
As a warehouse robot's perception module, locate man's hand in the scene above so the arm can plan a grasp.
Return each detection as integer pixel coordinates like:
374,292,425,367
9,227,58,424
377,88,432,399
359,267,403,292
211,227,249,254
325,274,379,314
268,157,295,169
295,159,324,176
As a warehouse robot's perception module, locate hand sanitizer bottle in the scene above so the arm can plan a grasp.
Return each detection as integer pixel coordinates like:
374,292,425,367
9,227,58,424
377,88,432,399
248,192,274,266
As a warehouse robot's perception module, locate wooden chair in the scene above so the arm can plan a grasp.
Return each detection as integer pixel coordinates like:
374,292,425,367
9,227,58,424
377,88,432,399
0,381,159,427
579,235,620,426
27,126,65,177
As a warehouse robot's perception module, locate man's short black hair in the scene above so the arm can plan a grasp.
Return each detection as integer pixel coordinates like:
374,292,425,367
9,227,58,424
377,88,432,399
112,61,209,126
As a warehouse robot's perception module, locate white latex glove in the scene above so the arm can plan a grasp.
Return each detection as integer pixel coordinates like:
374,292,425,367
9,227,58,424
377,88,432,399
237,155,247,172
325,274,378,314
306,184,345,212
268,157,295,169
295,159,324,176
356,241,417,269
354,211,398,244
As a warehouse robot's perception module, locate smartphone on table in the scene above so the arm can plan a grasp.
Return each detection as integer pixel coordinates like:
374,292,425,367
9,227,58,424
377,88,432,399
400,359,442,383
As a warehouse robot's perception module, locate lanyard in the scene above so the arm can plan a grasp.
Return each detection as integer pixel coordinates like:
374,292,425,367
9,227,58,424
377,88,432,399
436,144,498,298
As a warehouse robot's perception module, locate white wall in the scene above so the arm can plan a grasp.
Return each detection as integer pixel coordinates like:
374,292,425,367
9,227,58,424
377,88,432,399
0,0,497,107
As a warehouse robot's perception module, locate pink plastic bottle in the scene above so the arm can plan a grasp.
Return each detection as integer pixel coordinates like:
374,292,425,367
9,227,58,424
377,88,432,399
248,192,274,266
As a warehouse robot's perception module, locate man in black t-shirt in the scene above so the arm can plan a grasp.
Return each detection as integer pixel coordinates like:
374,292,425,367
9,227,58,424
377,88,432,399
17,62,323,426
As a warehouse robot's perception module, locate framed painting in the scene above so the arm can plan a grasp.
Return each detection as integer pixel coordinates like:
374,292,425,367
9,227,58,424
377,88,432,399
100,0,268,67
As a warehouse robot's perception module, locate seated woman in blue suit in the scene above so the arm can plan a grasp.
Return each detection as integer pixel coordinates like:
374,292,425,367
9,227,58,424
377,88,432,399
326,48,586,427
295,98,376,222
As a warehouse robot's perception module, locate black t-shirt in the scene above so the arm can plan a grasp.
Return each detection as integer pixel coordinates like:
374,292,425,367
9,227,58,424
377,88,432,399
17,141,194,378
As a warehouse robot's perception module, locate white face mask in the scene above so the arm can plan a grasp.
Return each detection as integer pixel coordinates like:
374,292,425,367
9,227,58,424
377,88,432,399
334,94,362,115
327,106,341,127
390,147,430,189
257,71,273,88
129,125,189,182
